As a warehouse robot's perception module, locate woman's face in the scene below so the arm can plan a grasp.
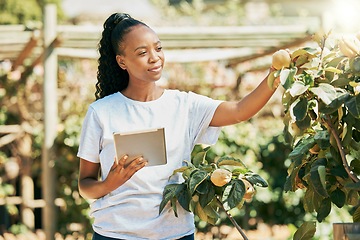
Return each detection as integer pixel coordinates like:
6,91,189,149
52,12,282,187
116,25,165,84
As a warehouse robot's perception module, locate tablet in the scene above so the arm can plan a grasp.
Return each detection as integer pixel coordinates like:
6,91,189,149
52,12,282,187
113,128,167,167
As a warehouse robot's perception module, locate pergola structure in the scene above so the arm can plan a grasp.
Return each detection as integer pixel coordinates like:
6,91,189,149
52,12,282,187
0,4,322,239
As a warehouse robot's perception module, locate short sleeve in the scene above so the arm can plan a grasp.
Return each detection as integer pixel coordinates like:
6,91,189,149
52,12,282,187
77,106,103,163
188,92,223,146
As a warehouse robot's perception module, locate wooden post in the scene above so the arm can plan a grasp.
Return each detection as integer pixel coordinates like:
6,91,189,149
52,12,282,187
333,223,360,240
42,4,58,239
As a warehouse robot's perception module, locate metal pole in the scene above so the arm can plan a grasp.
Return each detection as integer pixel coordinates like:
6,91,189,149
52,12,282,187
42,4,58,239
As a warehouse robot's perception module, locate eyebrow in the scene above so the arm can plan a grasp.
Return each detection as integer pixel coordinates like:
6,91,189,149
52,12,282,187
134,41,162,52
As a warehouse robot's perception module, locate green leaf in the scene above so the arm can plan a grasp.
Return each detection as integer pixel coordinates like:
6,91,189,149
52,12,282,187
192,149,207,167
195,202,208,222
345,181,360,191
316,197,331,222
280,67,297,90
324,66,343,74
303,188,315,212
245,173,268,187
293,221,316,240
289,81,309,97
353,206,360,222
159,184,179,214
217,156,247,168
314,130,331,149
350,158,360,175
345,94,360,118
189,170,209,195
292,47,318,59
222,179,245,211
310,83,337,105
176,185,191,212
199,182,216,208
290,97,308,121
203,203,220,220
319,92,349,114
289,137,315,159
309,164,328,198
331,77,351,87
330,188,346,208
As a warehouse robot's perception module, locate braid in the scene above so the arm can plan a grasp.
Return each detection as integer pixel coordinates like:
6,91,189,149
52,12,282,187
95,13,147,100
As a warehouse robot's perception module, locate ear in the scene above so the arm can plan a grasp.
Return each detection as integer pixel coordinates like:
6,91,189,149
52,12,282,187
116,55,126,70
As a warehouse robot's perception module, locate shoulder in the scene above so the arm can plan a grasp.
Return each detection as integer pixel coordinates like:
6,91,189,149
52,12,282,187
90,92,121,110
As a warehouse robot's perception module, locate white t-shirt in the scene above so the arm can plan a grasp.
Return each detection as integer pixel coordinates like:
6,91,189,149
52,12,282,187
77,89,222,240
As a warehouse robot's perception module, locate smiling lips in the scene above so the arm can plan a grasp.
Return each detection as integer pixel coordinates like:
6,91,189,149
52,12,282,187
148,65,162,72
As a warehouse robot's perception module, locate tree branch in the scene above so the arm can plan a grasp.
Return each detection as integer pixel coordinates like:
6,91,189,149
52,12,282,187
322,116,359,183
216,197,249,240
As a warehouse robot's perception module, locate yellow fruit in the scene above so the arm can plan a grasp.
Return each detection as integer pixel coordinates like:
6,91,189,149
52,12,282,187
210,169,232,187
272,49,291,70
241,179,255,200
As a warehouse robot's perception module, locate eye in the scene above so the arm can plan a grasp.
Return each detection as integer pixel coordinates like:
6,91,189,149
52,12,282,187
138,51,146,56
156,46,163,52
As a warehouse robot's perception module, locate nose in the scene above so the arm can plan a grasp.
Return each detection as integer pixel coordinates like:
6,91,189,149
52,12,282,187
149,49,160,63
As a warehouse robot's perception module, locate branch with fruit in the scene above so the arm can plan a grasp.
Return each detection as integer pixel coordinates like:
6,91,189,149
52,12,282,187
270,31,360,238
159,147,268,240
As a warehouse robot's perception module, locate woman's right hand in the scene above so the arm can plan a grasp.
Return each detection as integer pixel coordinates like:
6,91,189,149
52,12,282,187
104,155,148,191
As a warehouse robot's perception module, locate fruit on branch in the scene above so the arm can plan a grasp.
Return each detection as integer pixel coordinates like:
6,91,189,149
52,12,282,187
210,168,232,187
241,179,256,200
272,49,291,70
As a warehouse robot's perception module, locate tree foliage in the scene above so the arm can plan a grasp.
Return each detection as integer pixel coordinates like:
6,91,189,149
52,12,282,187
0,0,64,25
279,32,360,239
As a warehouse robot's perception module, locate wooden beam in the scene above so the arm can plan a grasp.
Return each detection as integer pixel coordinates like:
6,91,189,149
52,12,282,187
12,30,41,71
227,34,314,67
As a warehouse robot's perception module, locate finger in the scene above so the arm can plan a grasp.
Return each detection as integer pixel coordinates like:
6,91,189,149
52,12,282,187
110,158,118,171
116,155,128,172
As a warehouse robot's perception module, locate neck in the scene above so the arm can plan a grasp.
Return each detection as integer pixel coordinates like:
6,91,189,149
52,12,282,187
121,84,164,102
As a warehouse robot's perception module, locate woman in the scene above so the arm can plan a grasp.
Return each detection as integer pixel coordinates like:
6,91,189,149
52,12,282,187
77,13,279,240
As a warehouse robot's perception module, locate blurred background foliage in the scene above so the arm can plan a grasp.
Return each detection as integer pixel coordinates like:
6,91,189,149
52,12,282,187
0,0,352,239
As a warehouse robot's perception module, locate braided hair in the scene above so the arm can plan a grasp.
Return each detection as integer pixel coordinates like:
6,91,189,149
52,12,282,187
95,13,148,99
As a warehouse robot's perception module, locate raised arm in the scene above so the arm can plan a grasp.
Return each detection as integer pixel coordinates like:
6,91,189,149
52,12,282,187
210,69,278,127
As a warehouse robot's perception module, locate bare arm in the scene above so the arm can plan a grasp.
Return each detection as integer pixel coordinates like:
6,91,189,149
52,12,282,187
210,70,278,127
78,155,147,199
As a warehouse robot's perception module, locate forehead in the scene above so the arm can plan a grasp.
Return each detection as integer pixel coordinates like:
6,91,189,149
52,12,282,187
123,25,160,48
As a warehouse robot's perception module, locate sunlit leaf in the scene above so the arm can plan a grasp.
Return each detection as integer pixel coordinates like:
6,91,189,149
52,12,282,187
319,92,349,114
195,202,208,222
280,67,297,90
290,81,309,97
324,66,343,74
293,221,316,240
310,83,337,105
217,156,247,168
